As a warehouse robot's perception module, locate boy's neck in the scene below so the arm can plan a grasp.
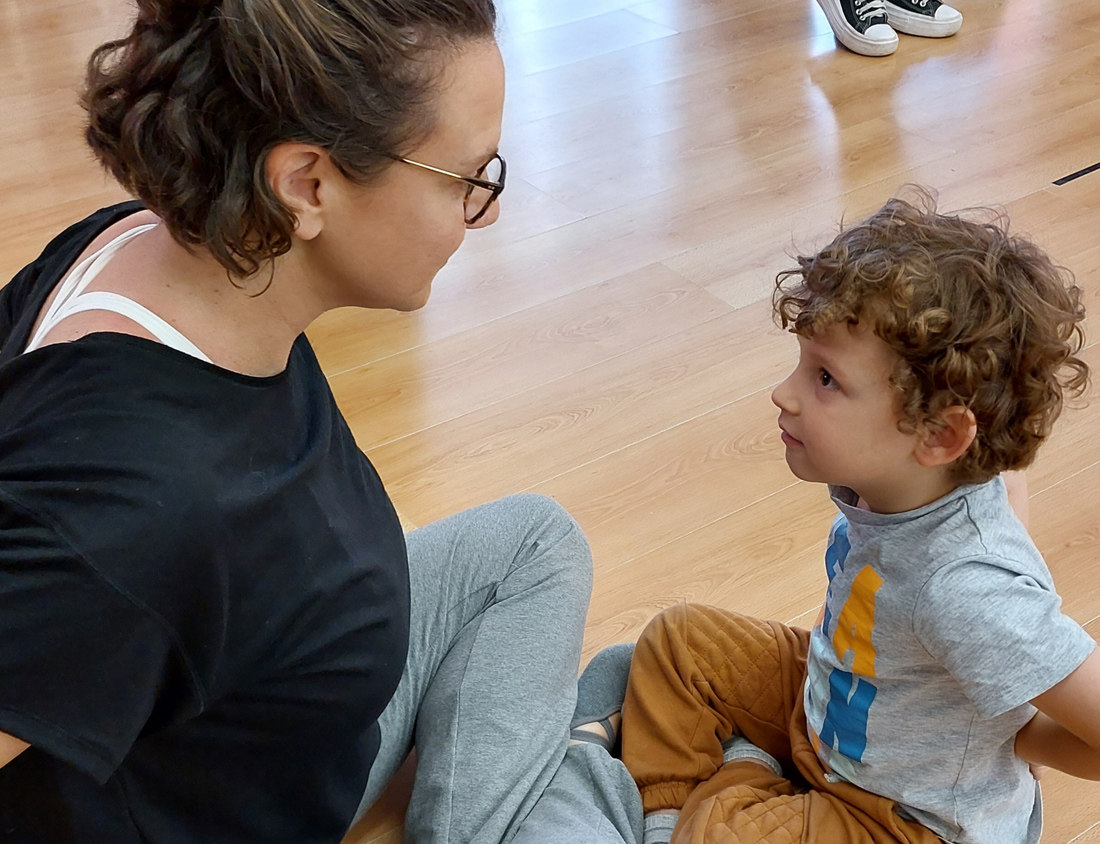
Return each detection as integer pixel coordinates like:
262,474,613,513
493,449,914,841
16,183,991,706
853,470,960,515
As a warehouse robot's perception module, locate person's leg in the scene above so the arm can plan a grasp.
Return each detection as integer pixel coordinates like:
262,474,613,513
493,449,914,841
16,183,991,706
507,643,643,843
671,752,943,844
621,604,810,815
354,493,602,843
618,603,939,844
785,693,941,844
673,774,891,844
509,742,643,844
660,722,940,844
672,759,801,843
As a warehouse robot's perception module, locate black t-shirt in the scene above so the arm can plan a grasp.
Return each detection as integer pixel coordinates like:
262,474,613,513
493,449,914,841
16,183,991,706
0,203,410,843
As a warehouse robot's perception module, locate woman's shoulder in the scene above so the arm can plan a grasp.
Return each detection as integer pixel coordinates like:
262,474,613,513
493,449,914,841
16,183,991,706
10,202,148,287
0,333,340,532
1,202,148,352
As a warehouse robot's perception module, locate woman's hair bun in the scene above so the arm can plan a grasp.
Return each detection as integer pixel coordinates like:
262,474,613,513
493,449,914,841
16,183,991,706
83,0,496,277
134,0,219,34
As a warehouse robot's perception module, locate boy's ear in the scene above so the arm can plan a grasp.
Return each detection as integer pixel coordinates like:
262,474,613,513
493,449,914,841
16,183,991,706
915,406,977,468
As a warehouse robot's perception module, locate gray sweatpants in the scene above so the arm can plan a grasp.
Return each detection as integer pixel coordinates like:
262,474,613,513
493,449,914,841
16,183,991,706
354,494,643,843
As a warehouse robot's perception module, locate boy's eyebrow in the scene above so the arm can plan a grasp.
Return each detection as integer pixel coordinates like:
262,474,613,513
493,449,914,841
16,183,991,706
801,338,852,383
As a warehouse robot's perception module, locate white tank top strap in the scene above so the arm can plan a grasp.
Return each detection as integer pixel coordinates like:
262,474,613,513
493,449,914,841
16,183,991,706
24,222,211,363
30,223,157,345
44,292,212,363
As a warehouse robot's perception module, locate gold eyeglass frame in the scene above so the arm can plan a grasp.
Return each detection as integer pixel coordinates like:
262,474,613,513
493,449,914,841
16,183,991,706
389,152,507,224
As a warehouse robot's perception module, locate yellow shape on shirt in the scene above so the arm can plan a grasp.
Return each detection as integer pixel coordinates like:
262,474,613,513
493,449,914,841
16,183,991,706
831,565,883,677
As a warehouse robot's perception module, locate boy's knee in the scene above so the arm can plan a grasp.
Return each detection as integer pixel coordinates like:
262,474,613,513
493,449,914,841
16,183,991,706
643,602,714,635
638,604,757,657
637,603,694,657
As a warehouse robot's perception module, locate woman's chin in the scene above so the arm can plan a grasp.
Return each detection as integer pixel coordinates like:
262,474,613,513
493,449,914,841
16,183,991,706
389,284,433,312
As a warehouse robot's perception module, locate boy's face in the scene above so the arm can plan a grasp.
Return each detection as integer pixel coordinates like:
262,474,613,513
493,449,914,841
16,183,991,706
771,321,924,509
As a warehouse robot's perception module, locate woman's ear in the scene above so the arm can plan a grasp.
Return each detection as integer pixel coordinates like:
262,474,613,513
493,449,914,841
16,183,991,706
265,143,331,241
915,406,977,468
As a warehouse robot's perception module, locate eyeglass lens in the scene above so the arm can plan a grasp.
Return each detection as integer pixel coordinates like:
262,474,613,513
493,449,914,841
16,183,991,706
464,156,504,223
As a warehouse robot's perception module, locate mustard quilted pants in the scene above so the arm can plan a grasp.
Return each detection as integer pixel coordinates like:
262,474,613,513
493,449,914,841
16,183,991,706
621,604,942,844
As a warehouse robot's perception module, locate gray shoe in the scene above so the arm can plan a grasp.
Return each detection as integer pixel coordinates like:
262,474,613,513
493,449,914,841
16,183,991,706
569,643,635,752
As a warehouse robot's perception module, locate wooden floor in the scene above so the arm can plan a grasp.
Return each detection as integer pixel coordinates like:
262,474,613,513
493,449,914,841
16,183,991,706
4,0,1100,841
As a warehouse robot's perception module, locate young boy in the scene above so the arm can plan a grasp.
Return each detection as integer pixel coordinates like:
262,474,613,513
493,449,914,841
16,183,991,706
619,194,1098,844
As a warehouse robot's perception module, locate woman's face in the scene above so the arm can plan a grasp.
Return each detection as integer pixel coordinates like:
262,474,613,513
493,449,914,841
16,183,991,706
311,39,506,312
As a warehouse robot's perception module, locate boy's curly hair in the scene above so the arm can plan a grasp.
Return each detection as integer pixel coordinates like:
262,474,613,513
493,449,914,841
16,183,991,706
773,190,1088,485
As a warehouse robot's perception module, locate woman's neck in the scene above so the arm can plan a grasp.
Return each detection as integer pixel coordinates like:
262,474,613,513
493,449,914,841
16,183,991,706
142,224,325,377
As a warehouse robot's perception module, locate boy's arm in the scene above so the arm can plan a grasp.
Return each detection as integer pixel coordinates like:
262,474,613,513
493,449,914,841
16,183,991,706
1016,649,1100,779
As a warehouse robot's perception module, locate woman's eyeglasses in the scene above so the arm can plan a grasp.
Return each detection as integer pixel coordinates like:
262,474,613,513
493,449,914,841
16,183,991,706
388,152,506,225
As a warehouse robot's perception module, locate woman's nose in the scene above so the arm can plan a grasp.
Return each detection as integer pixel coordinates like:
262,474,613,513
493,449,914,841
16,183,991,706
467,200,501,230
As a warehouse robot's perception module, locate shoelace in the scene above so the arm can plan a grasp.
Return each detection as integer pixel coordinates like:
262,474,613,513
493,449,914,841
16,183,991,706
854,0,889,21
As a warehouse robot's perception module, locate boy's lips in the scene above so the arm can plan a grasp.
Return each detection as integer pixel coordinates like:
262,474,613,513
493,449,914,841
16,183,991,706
778,422,803,447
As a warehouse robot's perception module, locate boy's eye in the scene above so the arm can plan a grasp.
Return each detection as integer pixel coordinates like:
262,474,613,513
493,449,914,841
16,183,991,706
819,369,836,388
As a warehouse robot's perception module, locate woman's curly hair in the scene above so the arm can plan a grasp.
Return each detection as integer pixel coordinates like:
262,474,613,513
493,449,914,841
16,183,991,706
83,0,496,278
773,190,1088,485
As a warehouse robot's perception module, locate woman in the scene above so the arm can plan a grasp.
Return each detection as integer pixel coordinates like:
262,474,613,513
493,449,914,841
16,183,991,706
0,0,641,841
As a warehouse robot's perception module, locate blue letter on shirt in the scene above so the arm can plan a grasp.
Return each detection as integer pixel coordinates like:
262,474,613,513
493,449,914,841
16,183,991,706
822,519,851,632
818,668,877,762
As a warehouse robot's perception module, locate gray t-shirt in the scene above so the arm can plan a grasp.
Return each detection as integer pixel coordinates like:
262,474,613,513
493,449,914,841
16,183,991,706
803,478,1095,844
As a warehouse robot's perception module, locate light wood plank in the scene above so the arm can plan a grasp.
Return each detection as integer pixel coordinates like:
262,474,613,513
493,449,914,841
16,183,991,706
328,263,728,448
499,10,678,77
1070,823,1100,844
500,1,833,125
498,0,640,36
372,297,794,525
577,481,833,657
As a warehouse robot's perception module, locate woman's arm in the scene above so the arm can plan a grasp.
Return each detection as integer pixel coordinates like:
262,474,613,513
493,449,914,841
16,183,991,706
1016,649,1100,779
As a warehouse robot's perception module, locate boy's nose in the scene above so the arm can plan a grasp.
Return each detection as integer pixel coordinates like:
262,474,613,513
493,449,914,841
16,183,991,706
771,374,797,414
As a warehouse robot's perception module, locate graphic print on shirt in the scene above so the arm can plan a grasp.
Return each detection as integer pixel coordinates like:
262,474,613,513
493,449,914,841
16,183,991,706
807,516,883,769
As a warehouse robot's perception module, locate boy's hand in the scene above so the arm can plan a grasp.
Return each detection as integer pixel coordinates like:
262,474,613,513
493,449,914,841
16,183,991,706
1017,649,1100,780
1028,763,1048,780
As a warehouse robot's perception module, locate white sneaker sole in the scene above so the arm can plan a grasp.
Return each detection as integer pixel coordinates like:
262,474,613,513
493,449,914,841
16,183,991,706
887,4,963,37
815,0,899,56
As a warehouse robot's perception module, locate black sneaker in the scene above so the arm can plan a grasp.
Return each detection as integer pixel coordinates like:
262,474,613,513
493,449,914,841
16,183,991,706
816,0,899,56
883,0,963,37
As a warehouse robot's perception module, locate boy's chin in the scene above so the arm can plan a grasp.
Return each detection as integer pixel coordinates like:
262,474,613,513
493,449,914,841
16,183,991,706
783,454,825,484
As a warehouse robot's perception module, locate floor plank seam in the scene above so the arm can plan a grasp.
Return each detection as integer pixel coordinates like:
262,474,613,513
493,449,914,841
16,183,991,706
319,253,713,380
1068,820,1100,843
355,307,742,451
1033,458,1100,500
510,379,786,496
589,479,805,578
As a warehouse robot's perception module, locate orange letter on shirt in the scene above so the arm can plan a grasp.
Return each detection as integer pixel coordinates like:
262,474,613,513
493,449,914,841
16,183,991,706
831,566,883,677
